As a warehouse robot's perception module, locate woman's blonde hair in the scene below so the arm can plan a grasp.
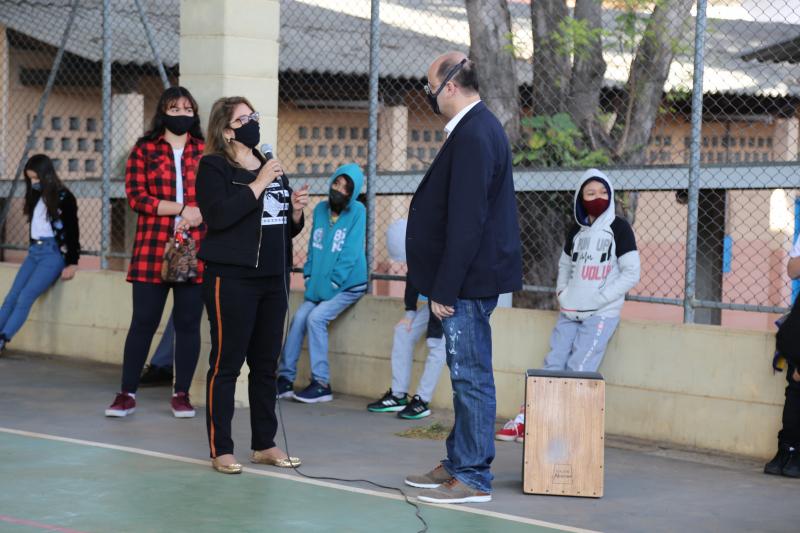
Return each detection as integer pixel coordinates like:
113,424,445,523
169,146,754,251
204,96,258,164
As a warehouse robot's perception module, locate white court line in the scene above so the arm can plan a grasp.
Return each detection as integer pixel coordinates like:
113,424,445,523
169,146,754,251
0,427,600,533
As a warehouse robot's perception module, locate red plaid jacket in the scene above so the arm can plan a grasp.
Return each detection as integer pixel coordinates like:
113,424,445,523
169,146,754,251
125,134,205,284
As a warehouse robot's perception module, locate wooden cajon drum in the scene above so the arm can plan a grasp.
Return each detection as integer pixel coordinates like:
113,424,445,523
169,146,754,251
522,369,605,498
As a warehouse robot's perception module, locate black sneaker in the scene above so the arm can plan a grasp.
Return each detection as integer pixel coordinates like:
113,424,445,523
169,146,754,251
139,365,173,386
367,389,408,412
398,395,431,420
765,442,793,475
277,376,294,399
293,380,333,403
783,449,800,478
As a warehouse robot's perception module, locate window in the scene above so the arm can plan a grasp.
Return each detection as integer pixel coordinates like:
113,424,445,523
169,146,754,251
357,146,366,157
318,145,328,157
758,137,765,148
331,145,341,157
429,148,437,159
721,136,730,148
298,126,308,140
702,136,708,147
734,152,741,162
423,130,431,142
683,136,691,148
767,137,773,148
744,152,751,162
52,158,61,170
337,127,347,140
295,145,302,157
94,139,103,152
417,147,425,159
762,152,770,162
69,117,80,131
312,127,320,139
311,163,320,173
297,163,307,173
362,128,369,140
85,159,96,172
411,130,420,142
324,127,334,140
78,138,88,151
324,163,333,173
68,159,78,172
435,131,444,142
659,151,670,162
350,127,359,140
739,137,745,147
649,150,658,163
716,152,723,162
345,145,353,157
654,135,662,146
86,118,97,132
711,136,718,147
663,136,672,147
304,145,313,157
407,148,414,159
44,137,55,150
411,164,419,171
61,137,72,151
51,116,62,130
748,137,755,147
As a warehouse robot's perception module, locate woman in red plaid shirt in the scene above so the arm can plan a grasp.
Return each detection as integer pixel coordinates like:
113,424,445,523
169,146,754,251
106,86,206,419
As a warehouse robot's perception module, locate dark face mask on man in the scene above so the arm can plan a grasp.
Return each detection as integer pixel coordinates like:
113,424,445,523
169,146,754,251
329,189,349,214
425,58,467,116
163,114,196,136
233,120,260,149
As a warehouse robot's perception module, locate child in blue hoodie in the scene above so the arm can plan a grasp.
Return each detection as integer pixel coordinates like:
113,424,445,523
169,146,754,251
277,163,368,403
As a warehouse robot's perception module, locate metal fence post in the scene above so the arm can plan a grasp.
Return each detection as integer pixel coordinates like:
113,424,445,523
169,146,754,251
0,0,80,231
683,0,708,323
100,0,112,270
133,0,170,89
366,0,381,292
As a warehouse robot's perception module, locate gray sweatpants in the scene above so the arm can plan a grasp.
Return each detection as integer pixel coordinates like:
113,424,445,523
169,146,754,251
542,313,620,372
515,314,619,424
390,304,446,403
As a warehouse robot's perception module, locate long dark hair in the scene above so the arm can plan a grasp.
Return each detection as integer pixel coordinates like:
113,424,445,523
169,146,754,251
139,86,204,142
23,154,66,222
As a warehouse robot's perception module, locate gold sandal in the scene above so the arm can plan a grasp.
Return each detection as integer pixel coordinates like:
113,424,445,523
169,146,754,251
212,457,243,474
250,450,301,468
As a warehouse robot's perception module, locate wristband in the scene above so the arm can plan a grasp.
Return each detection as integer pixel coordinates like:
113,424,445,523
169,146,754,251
179,205,186,216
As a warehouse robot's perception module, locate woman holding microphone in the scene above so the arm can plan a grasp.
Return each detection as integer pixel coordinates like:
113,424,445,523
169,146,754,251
196,96,309,474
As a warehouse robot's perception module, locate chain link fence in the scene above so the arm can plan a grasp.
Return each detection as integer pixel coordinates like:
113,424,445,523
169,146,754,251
1,0,799,326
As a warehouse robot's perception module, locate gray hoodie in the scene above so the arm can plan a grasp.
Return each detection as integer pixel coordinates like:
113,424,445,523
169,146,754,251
556,169,641,320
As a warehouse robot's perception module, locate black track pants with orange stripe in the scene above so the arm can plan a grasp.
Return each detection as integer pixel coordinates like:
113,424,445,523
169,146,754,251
203,274,288,458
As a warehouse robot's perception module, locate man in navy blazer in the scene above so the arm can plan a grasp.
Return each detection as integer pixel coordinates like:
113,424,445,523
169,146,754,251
403,52,522,504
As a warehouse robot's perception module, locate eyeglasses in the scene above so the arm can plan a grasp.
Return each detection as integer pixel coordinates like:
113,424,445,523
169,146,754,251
232,111,260,127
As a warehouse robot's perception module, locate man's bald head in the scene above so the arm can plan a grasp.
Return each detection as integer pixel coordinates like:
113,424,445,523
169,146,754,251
427,52,479,95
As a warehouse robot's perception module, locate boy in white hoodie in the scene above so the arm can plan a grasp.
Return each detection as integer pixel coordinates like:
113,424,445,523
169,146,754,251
496,169,640,442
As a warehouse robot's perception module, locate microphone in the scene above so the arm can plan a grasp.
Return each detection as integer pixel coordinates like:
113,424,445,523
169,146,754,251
261,143,274,162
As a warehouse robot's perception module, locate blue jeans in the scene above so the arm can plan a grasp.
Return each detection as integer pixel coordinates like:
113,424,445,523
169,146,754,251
440,296,498,494
278,289,365,384
150,312,175,368
0,239,65,340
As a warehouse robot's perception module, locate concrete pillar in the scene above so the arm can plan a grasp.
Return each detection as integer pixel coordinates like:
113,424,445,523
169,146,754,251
0,25,8,178
111,94,144,257
377,105,408,171
179,0,280,146
773,117,799,161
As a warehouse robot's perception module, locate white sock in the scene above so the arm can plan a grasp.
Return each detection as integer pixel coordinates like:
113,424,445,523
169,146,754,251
125,392,136,399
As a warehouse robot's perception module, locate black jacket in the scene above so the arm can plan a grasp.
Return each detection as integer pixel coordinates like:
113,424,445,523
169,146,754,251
195,153,304,270
406,101,523,306
404,280,443,340
30,188,80,265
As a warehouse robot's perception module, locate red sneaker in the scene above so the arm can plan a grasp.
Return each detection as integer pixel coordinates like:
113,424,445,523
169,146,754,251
495,419,524,442
105,392,136,417
171,392,196,418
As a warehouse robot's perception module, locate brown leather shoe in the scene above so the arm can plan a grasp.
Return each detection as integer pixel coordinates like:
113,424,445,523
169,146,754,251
417,478,492,504
404,464,452,488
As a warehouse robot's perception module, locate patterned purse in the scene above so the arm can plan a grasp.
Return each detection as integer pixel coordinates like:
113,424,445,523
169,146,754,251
161,231,198,283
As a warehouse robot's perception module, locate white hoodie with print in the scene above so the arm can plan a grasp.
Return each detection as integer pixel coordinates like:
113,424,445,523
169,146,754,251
557,169,641,321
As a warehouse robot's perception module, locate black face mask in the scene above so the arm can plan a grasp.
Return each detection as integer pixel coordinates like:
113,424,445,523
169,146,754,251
329,189,349,213
426,58,467,116
163,114,195,136
233,120,260,149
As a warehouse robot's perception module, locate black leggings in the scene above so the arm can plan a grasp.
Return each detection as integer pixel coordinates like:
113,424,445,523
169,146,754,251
121,281,203,394
779,364,800,446
203,274,287,458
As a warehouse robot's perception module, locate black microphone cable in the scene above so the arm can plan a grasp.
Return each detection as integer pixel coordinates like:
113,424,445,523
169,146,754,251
263,146,429,532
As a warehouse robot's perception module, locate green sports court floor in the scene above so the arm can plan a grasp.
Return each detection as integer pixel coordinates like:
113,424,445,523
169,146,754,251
1,352,797,533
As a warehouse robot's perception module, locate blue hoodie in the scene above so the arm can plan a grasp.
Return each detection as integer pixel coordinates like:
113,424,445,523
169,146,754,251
303,163,368,302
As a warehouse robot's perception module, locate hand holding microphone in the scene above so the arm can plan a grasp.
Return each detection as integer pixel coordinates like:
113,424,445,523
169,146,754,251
249,143,283,198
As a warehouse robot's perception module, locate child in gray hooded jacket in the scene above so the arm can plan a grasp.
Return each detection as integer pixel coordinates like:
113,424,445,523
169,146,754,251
496,168,640,442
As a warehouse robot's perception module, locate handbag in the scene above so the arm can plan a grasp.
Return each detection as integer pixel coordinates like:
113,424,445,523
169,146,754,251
161,230,198,283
